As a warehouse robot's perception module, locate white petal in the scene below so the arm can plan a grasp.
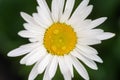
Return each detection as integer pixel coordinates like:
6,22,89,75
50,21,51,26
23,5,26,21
58,0,65,19
23,22,46,38
37,0,51,15
38,54,52,74
77,29,102,45
49,56,58,78
26,46,47,65
7,43,39,57
80,5,93,20
71,0,89,19
68,5,93,26
78,38,101,45
26,51,40,65
71,56,89,80
84,29,104,36
97,32,115,40
51,0,65,22
29,37,43,43
76,45,98,54
64,55,74,77
60,0,75,22
58,56,72,80
64,72,72,80
71,50,98,70
68,0,90,24
74,19,92,29
29,38,38,42
8,47,29,57
37,6,53,24
33,13,51,29
23,23,45,35
19,43,40,64
20,12,38,25
28,62,39,80
88,17,107,29
18,30,40,38
58,57,67,73
76,47,103,63
20,42,40,48
19,48,39,65
43,63,51,80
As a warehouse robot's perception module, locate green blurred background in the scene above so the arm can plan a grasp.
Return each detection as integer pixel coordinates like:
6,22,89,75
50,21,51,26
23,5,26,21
0,0,120,80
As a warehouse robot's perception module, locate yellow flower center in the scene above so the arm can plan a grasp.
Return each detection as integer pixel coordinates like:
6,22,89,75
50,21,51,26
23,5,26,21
43,23,77,56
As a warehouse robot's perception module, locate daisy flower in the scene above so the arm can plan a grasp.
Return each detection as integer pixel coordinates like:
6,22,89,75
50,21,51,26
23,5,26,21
8,0,115,80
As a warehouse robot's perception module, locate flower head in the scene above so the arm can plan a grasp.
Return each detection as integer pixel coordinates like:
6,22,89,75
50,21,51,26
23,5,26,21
8,0,115,80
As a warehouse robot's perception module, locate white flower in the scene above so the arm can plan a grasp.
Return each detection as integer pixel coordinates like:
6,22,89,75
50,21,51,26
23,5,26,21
8,0,115,80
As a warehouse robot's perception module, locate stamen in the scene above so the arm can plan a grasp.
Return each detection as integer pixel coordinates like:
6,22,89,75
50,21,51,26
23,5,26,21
44,22,77,56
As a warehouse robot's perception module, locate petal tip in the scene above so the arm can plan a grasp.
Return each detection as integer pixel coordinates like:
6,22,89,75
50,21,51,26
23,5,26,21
20,12,25,17
18,31,25,37
7,51,16,57
7,52,12,57
102,17,108,21
98,59,103,63
18,31,22,36
111,33,116,37
94,67,98,70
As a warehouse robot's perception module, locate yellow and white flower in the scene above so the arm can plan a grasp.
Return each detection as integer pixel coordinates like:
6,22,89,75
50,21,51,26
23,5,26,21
8,0,115,80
